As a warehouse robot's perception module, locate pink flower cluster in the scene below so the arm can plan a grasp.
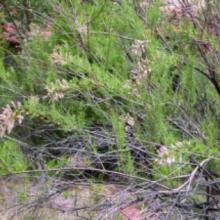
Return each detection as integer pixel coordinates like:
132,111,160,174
0,102,24,138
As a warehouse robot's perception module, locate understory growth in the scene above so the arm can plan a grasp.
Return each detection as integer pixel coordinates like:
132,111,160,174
0,0,220,219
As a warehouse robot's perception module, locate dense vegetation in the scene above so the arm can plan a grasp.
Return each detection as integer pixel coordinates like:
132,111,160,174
1,0,220,219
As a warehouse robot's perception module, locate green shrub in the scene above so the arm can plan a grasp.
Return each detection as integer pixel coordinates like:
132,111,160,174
0,140,27,174
1,0,220,185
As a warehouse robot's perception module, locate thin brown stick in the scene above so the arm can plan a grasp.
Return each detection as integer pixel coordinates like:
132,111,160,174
157,157,213,195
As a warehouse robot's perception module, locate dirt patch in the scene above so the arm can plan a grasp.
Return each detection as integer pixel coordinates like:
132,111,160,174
0,177,123,219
